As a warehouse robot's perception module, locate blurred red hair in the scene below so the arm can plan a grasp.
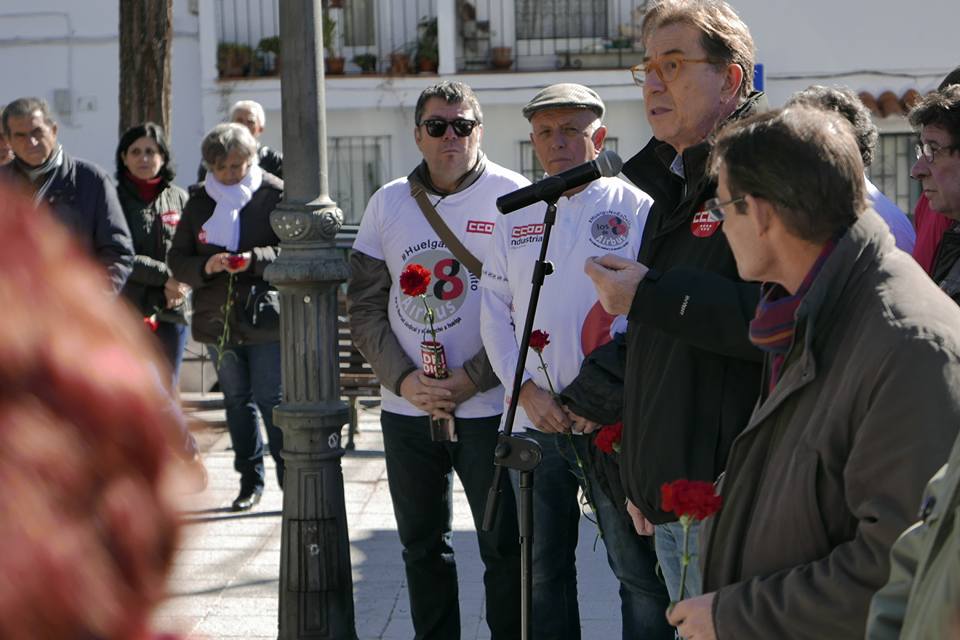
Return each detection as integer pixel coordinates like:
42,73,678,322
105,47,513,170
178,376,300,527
0,182,182,639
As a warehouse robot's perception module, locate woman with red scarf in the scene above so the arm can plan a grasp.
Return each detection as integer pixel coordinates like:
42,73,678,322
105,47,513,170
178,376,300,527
115,123,190,386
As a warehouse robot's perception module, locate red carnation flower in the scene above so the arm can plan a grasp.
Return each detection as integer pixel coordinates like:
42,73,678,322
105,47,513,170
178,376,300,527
594,421,623,454
660,479,722,522
400,263,431,297
529,329,550,352
226,254,249,270
143,315,159,332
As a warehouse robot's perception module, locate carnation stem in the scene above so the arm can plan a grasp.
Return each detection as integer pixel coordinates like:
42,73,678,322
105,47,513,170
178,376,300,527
678,514,691,603
538,351,601,540
214,272,236,365
421,295,438,344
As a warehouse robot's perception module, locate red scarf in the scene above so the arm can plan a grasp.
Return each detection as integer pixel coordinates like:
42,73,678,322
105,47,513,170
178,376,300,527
126,170,164,203
749,238,838,391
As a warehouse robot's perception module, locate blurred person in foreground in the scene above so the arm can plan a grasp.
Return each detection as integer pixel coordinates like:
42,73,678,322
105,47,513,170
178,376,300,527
169,122,284,512
866,85,960,640
0,181,187,640
669,106,960,639
115,122,191,387
787,84,915,252
0,96,133,292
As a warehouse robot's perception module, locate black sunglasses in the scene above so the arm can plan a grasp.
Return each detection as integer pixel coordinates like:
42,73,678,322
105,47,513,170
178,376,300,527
419,118,479,138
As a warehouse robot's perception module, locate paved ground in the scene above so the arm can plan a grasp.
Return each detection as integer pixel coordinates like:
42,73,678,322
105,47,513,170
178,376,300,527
152,400,620,639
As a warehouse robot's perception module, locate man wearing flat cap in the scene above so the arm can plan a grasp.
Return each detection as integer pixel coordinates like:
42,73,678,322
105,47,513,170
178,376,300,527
480,83,673,639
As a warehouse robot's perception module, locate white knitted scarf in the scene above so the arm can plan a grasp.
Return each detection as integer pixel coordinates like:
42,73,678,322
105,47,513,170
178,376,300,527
202,163,263,251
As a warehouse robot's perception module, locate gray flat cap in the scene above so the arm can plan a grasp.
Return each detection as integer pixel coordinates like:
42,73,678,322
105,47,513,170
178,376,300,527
522,83,605,120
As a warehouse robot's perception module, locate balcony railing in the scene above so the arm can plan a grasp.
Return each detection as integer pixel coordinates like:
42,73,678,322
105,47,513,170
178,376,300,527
214,0,647,79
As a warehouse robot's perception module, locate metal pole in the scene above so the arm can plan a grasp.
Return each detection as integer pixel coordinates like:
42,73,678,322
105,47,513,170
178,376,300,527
269,1,357,637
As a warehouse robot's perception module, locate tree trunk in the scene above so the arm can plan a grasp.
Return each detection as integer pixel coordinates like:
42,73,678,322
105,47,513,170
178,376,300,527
118,0,172,135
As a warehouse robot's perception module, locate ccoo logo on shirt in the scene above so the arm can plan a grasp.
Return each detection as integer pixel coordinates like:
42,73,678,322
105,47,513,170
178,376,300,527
691,209,721,238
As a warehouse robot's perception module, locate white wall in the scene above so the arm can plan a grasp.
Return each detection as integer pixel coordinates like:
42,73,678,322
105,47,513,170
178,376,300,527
0,0,203,190
733,0,955,106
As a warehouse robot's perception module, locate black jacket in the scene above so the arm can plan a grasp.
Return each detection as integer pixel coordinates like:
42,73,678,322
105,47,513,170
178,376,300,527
562,93,765,524
167,174,283,345
117,176,189,322
1,151,134,293
196,144,283,182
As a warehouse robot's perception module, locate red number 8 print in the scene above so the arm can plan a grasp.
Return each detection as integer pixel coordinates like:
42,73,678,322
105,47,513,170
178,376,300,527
433,258,464,301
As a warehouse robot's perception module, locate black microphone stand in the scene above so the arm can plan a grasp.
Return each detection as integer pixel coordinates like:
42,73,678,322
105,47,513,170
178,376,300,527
481,195,562,640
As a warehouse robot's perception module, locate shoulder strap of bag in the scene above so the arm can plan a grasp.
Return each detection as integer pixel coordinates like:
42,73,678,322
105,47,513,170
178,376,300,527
410,184,483,279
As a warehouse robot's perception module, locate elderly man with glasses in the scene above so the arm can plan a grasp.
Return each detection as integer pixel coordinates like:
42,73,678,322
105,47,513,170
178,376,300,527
347,80,524,640
561,0,764,614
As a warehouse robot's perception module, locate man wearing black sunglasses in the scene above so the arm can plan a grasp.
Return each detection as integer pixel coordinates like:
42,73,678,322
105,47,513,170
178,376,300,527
348,80,528,640
560,0,764,617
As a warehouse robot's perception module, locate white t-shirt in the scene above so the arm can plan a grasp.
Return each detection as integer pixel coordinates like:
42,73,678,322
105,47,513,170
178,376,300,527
480,176,652,431
353,161,531,418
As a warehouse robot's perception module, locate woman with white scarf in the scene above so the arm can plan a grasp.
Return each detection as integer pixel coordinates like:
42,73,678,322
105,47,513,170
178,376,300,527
168,123,284,512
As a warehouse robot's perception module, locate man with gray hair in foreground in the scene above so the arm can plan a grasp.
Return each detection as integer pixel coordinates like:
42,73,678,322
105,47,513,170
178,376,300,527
671,106,960,639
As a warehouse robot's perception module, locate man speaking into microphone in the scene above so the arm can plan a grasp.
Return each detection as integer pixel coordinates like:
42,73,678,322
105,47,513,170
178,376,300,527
480,83,673,640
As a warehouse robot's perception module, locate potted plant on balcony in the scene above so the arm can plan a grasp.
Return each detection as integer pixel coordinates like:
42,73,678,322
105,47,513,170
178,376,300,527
322,11,345,75
257,36,281,75
353,53,378,74
415,16,438,73
491,45,513,70
218,42,255,78
388,42,414,75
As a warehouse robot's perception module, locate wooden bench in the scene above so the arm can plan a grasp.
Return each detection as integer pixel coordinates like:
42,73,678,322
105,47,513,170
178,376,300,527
338,290,379,449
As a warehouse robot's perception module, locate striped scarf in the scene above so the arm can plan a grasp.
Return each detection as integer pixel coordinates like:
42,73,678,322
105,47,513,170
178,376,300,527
749,239,837,390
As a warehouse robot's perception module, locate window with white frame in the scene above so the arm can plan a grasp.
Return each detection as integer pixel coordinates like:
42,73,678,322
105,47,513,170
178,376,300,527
868,132,921,216
518,137,619,182
328,135,391,226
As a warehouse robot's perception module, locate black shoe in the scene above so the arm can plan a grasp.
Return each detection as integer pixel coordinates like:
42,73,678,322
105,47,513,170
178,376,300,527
232,487,263,512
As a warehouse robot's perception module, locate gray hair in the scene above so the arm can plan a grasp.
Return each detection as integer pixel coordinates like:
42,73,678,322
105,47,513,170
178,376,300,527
201,123,258,168
642,0,756,99
229,100,266,128
2,97,56,134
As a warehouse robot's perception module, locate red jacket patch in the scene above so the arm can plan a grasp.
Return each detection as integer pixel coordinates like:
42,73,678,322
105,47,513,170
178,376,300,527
691,210,721,238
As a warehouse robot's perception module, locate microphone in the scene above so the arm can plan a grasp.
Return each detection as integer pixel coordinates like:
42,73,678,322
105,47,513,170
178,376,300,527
497,149,623,214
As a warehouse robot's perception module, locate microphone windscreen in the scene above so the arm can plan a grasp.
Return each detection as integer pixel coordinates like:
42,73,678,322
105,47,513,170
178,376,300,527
595,149,624,177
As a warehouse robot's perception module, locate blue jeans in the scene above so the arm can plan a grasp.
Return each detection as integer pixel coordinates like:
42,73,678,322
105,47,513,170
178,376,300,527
655,520,702,602
208,342,284,490
513,430,673,640
155,320,187,388
381,411,521,640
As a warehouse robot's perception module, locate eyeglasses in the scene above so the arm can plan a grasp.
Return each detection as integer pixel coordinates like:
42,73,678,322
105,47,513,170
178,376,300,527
915,142,959,164
702,195,745,221
419,118,480,138
630,54,717,86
